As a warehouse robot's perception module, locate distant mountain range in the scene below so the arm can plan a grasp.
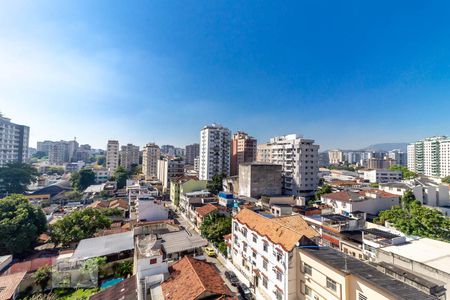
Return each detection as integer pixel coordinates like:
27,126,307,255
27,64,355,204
360,143,409,152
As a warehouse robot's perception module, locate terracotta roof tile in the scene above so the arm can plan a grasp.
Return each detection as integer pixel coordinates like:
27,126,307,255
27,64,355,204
196,203,219,217
234,209,318,251
0,272,26,300
161,256,233,300
5,257,56,274
90,275,137,300
322,190,399,202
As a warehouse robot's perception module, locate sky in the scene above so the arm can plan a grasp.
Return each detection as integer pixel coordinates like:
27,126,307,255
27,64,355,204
1,1,450,151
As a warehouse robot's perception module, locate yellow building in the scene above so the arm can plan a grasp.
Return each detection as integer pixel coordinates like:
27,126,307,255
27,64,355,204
169,176,208,207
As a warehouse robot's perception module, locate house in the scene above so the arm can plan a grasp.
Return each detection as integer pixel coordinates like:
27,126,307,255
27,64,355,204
0,272,26,300
321,190,400,215
194,203,227,226
231,208,319,300
161,256,233,300
169,176,208,207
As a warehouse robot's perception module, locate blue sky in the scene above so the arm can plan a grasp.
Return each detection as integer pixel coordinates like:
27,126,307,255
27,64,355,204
1,1,450,150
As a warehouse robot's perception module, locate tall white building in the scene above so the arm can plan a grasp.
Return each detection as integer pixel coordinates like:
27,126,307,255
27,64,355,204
0,116,29,167
120,143,140,171
407,136,450,178
199,124,231,180
106,140,120,172
142,143,160,180
157,158,185,191
257,134,319,197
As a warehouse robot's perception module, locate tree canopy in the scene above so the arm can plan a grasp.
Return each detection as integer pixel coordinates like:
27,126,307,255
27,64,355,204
442,176,450,184
377,190,450,242
388,164,417,179
207,173,225,195
114,166,129,190
315,184,332,200
49,208,111,246
70,169,96,191
0,194,47,255
0,163,38,195
200,213,231,244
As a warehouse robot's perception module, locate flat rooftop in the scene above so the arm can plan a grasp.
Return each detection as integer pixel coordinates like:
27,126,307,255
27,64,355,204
72,231,134,260
363,228,401,240
161,230,207,254
302,247,438,300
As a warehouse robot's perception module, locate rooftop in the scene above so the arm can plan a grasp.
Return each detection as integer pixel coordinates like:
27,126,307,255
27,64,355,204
321,189,398,202
0,272,26,300
161,256,233,300
234,209,319,251
363,228,401,240
89,275,137,300
161,230,208,254
72,231,134,260
302,247,438,300
196,203,219,217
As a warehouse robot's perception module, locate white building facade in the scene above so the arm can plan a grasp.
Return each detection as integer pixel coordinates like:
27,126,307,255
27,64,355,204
157,158,185,191
363,169,402,183
106,140,120,172
199,124,231,180
142,143,160,180
407,136,450,178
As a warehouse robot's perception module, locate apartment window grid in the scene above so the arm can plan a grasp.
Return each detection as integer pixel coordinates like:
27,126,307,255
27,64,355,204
326,277,337,292
358,293,367,300
304,263,312,275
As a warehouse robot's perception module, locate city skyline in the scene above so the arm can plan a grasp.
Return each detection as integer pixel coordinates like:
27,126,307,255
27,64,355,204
2,1,450,150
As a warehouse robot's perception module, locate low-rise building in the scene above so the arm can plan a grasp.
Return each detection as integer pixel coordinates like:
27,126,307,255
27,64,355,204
169,176,207,207
157,158,184,192
363,169,402,183
238,162,283,198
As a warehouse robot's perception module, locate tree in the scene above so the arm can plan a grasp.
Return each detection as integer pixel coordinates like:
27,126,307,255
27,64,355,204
33,265,52,292
96,156,106,166
32,151,47,159
0,163,38,195
207,173,225,195
0,194,47,255
46,167,65,176
315,184,332,200
389,165,417,179
200,213,232,245
130,164,141,176
112,260,133,277
70,169,96,191
49,208,111,246
442,176,450,184
114,166,129,190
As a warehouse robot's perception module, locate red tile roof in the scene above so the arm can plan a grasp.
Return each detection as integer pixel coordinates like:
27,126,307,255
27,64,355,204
0,272,26,300
4,257,56,274
90,275,137,300
196,203,219,218
321,190,399,202
161,256,233,300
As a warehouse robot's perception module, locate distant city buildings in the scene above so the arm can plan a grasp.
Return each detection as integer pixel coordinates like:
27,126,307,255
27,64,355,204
0,115,29,167
119,143,139,171
142,143,160,180
230,131,257,176
106,140,119,172
257,134,319,196
408,136,450,177
185,143,199,166
199,123,231,180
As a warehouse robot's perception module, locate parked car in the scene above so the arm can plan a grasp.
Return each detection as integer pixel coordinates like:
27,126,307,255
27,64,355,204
238,283,252,300
224,271,239,286
204,246,216,257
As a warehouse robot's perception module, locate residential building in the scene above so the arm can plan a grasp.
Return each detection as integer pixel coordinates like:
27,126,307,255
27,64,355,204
199,123,231,180
321,190,400,215
298,247,439,300
257,134,319,197
238,162,283,198
179,190,216,223
120,143,140,171
161,145,175,156
157,158,184,192
136,198,169,222
363,169,402,183
365,157,396,169
230,131,257,176
185,143,200,165
92,167,110,183
174,147,185,157
328,150,344,165
407,136,450,177
193,157,200,173
106,140,120,172
169,176,208,207
36,140,53,155
142,143,160,180
0,116,30,166
231,208,319,300
388,149,407,166
48,141,69,165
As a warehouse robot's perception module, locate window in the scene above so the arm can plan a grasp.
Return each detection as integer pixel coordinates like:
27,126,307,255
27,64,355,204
262,276,268,288
304,263,312,275
275,251,283,262
252,234,258,243
358,293,367,300
263,241,268,252
305,285,312,296
263,259,268,270
326,277,337,292
252,251,257,259
149,258,157,264
276,271,283,281
274,290,283,300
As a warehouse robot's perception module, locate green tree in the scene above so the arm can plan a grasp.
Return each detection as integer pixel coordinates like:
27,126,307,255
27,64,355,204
315,184,332,200
207,173,225,195
33,265,52,292
200,213,231,245
130,164,141,176
49,208,111,246
96,156,106,166
32,151,47,159
112,260,133,277
46,167,65,175
70,169,96,191
442,176,450,184
0,194,47,255
0,163,38,195
389,164,417,179
114,166,129,190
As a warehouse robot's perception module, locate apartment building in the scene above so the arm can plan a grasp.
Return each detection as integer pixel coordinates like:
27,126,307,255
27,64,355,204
142,143,160,180
328,150,344,165
106,140,120,172
0,116,29,167
408,136,450,177
231,208,318,300
120,143,140,171
388,149,407,166
185,143,199,165
157,158,185,192
363,169,402,183
230,131,257,176
298,247,438,300
257,134,319,197
199,124,231,180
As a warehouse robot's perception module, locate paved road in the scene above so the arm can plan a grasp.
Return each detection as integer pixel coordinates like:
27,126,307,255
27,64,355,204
205,255,241,296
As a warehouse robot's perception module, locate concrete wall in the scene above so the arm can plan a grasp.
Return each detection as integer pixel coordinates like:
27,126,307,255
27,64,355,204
239,163,282,198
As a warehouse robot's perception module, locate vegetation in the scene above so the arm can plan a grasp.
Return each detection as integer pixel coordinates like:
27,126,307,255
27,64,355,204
314,184,332,200
96,156,106,166
33,265,52,292
0,194,46,255
52,288,99,300
32,151,48,159
130,163,141,176
369,182,379,188
70,169,96,191
45,167,65,175
442,176,450,184
64,191,83,201
207,173,225,195
81,256,107,280
0,163,38,195
112,260,133,277
376,190,450,241
113,166,129,190
49,208,111,246
389,164,417,179
328,164,357,172
200,213,231,256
